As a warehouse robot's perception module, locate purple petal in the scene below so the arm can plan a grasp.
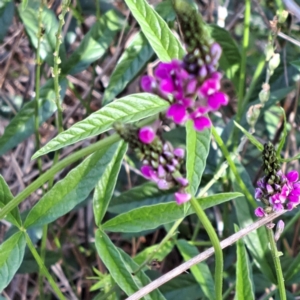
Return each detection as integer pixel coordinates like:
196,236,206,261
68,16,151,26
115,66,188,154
254,207,265,218
157,165,166,178
157,179,172,190
199,66,208,78
273,203,284,211
266,184,274,194
174,148,185,158
210,43,222,61
166,103,188,124
286,170,299,182
141,76,156,92
277,219,285,230
160,79,175,93
175,192,191,205
138,127,156,144
193,116,212,131
287,202,295,210
175,177,189,187
288,194,300,203
255,188,263,199
186,79,197,94
199,78,220,97
207,92,229,110
141,165,158,182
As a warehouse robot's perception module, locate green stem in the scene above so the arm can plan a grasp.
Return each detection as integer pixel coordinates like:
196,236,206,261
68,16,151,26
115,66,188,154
236,0,251,123
211,126,256,207
190,197,223,300
266,227,286,300
25,232,66,300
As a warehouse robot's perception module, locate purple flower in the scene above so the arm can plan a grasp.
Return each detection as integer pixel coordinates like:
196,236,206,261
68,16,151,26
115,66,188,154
138,127,156,144
166,103,188,124
207,92,228,110
174,148,185,158
175,192,191,204
141,76,156,92
254,207,266,217
192,115,211,131
287,170,299,182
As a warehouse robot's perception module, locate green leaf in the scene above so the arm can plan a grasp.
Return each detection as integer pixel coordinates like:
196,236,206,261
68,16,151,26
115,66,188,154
62,10,124,75
18,0,66,66
108,182,175,214
177,239,215,299
276,107,287,157
233,121,264,152
285,251,300,282
0,175,22,227
186,122,211,196
0,79,67,156
124,0,185,61
280,153,300,163
95,229,149,298
0,0,14,42
0,231,26,292
24,142,121,229
102,192,242,232
231,161,276,283
93,141,127,226
118,248,166,300
210,25,241,89
234,224,255,300
32,93,169,159
102,32,154,105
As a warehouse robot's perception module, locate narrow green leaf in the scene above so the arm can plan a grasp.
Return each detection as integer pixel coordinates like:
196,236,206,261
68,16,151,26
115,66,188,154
108,182,175,214
177,239,215,299
118,248,166,300
0,175,22,227
285,251,300,282
186,121,211,196
102,192,242,232
234,224,255,300
18,0,66,66
32,93,169,159
233,121,264,152
0,231,26,292
124,0,185,61
62,10,124,75
0,79,67,156
24,141,121,229
102,32,154,105
95,229,147,297
276,107,287,157
93,141,127,226
231,161,276,283
0,0,14,42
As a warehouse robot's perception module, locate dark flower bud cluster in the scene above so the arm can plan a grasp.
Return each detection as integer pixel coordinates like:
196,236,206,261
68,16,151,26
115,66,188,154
114,122,191,204
254,142,300,217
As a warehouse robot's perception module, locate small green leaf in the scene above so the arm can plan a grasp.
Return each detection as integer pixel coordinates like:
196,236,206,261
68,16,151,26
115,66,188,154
124,0,185,61
0,0,14,42
24,142,121,229
234,224,255,300
280,153,300,163
0,175,22,227
276,107,287,157
108,182,175,214
93,141,127,226
0,231,26,292
32,93,169,159
18,0,66,66
177,239,215,300
102,32,154,105
62,10,124,75
95,229,147,297
233,121,264,152
0,79,67,156
102,192,242,232
186,122,211,196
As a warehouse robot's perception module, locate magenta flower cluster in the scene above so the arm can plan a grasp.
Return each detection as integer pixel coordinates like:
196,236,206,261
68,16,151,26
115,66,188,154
254,170,300,217
138,127,191,205
141,43,228,131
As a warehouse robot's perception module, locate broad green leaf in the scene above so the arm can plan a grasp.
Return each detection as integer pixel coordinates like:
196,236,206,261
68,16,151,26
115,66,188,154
134,241,174,265
234,224,255,300
93,141,127,226
95,229,148,298
0,175,22,227
62,10,124,75
118,248,166,300
210,25,241,89
0,79,67,156
276,107,287,157
102,32,154,105
124,0,185,61
0,0,14,42
108,182,175,214
186,122,211,196
231,162,276,283
18,0,66,66
177,239,215,300
233,121,264,152
32,93,169,159
0,231,26,292
103,192,242,232
24,142,121,229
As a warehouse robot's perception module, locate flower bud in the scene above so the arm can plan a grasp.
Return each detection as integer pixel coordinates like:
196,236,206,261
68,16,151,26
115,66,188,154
268,53,280,74
277,10,289,24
